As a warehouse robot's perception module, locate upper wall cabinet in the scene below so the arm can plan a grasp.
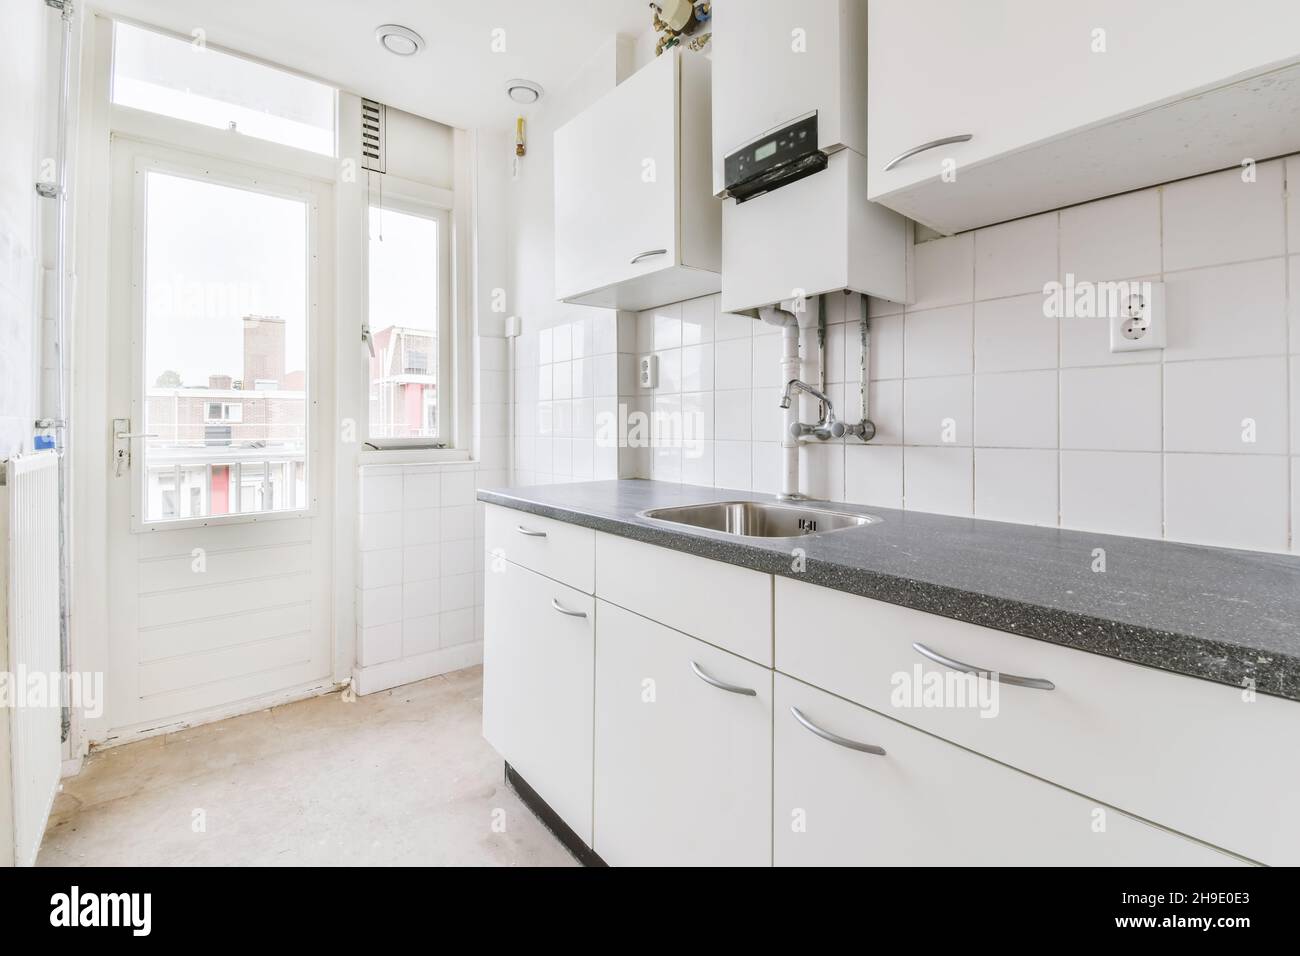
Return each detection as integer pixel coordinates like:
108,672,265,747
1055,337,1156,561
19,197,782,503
867,0,1300,235
554,50,721,311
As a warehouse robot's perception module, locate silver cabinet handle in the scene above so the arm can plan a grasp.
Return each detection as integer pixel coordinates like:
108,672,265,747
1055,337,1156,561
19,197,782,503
883,134,973,172
689,661,757,697
912,642,1055,691
551,598,588,619
516,525,547,538
790,707,886,756
630,249,668,265
114,432,158,440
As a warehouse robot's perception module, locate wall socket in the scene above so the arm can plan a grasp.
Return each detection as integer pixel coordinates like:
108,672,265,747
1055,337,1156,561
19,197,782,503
638,354,658,389
1109,282,1166,352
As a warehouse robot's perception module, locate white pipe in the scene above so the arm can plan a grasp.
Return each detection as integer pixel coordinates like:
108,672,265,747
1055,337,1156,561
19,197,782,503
759,306,801,500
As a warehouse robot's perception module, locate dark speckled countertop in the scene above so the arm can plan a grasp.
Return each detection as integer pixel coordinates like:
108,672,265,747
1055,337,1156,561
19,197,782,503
479,479,1300,703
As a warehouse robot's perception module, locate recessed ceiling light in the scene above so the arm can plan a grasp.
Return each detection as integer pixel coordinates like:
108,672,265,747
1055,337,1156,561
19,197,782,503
375,24,424,57
506,79,544,105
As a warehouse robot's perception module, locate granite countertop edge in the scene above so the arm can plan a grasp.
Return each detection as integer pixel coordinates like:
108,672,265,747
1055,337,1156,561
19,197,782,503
478,488,1300,703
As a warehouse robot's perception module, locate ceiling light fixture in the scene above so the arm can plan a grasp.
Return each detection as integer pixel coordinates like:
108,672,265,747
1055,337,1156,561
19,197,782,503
506,79,544,105
375,24,424,57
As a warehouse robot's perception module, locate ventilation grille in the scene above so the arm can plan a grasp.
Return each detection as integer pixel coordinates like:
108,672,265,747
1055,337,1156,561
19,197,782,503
361,98,386,174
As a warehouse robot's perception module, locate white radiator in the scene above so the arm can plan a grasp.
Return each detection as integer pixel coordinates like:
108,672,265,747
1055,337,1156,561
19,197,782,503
0,452,62,867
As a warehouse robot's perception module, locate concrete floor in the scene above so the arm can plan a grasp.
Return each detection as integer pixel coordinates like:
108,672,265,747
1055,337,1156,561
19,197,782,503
38,666,577,867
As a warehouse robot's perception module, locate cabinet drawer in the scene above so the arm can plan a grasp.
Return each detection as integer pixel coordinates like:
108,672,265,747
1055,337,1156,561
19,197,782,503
594,601,771,866
484,504,594,594
483,557,595,844
776,577,1300,865
774,675,1242,867
596,532,772,666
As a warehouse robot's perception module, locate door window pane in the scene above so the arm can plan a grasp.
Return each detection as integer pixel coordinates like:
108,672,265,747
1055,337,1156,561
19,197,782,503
368,206,442,441
142,170,309,522
112,21,335,156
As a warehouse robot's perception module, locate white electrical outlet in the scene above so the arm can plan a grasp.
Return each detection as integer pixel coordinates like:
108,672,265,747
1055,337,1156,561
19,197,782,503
638,354,658,389
1110,282,1166,352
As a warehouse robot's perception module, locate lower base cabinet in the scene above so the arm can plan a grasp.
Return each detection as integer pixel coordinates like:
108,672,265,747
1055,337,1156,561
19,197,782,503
773,674,1243,867
483,557,595,846
594,601,771,866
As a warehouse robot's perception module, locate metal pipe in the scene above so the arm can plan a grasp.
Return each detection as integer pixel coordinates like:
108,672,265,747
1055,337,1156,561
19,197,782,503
44,0,76,743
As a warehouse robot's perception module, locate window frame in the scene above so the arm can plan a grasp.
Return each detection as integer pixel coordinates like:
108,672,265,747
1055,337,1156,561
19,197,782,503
362,178,461,452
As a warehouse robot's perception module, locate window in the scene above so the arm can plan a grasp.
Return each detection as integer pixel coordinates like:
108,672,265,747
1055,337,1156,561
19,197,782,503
141,169,310,523
367,202,452,446
112,21,335,156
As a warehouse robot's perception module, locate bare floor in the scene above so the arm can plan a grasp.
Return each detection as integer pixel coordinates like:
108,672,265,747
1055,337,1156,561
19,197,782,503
38,667,576,867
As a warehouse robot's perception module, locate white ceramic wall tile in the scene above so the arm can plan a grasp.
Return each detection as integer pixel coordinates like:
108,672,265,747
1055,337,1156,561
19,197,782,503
752,332,785,388
1289,257,1300,352
714,440,752,490
652,302,683,350
1293,358,1300,453
403,616,440,657
715,307,756,341
1058,278,1162,369
439,505,475,541
904,446,973,516
682,343,714,392
869,380,904,445
681,295,716,345
1165,454,1288,552
912,233,974,310
358,548,402,590
751,442,782,495
1288,158,1300,252
865,312,904,381
357,622,401,666
655,347,683,393
1060,451,1163,538
358,585,402,629
1163,258,1287,362
974,294,1058,373
682,441,714,486
440,538,477,578
1060,365,1162,452
974,212,1058,301
403,544,439,583
904,305,973,378
1060,189,1162,282
714,337,752,390
441,573,476,612
1164,357,1288,455
975,370,1058,449
359,511,403,552
440,470,477,507
403,580,441,621
1162,161,1286,273
844,444,903,510
441,607,476,648
715,389,751,441
974,448,1059,527
904,376,972,447
360,474,402,513
798,443,845,502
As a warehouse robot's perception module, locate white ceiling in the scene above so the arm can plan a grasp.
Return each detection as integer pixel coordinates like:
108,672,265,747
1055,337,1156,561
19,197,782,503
90,0,650,129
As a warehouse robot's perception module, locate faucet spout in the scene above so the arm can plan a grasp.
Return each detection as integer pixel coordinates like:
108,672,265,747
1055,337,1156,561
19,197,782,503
781,379,842,440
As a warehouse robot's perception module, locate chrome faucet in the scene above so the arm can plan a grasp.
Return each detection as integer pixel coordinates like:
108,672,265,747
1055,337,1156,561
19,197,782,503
780,379,845,441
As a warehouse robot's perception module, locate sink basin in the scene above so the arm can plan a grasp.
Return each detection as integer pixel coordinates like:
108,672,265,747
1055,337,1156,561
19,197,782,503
640,501,879,539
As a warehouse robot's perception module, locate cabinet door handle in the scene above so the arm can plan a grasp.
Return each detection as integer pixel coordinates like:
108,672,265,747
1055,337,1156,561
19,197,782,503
516,525,548,538
790,707,886,756
689,660,757,697
883,134,973,172
551,598,588,619
630,248,668,265
912,642,1055,691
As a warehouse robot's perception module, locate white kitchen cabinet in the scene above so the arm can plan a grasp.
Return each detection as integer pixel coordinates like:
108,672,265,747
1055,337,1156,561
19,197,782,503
775,576,1300,866
482,556,595,845
773,675,1243,867
867,0,1300,233
554,49,720,311
594,601,771,866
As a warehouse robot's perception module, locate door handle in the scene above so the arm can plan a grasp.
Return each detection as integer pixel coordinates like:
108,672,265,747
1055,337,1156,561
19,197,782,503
689,660,757,697
114,432,158,440
551,598,588,619
912,642,1055,690
883,134,973,172
630,249,668,265
790,707,886,756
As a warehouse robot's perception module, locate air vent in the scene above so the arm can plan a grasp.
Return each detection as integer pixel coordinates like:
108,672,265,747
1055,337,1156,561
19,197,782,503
361,98,386,173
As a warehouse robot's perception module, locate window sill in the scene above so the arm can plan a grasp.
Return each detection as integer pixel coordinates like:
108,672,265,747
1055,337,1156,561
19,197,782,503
358,447,474,467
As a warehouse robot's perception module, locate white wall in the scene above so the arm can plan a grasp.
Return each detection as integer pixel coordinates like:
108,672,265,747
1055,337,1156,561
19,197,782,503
0,0,49,458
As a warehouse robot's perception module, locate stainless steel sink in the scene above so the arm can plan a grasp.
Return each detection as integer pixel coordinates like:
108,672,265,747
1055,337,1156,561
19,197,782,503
640,501,879,539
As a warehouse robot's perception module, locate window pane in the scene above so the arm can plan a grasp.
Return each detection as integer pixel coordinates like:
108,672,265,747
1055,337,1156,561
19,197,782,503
112,21,335,156
368,206,441,441
143,171,309,522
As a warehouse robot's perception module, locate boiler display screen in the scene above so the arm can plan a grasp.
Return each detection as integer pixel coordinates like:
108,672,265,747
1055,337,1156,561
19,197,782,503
754,141,777,162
